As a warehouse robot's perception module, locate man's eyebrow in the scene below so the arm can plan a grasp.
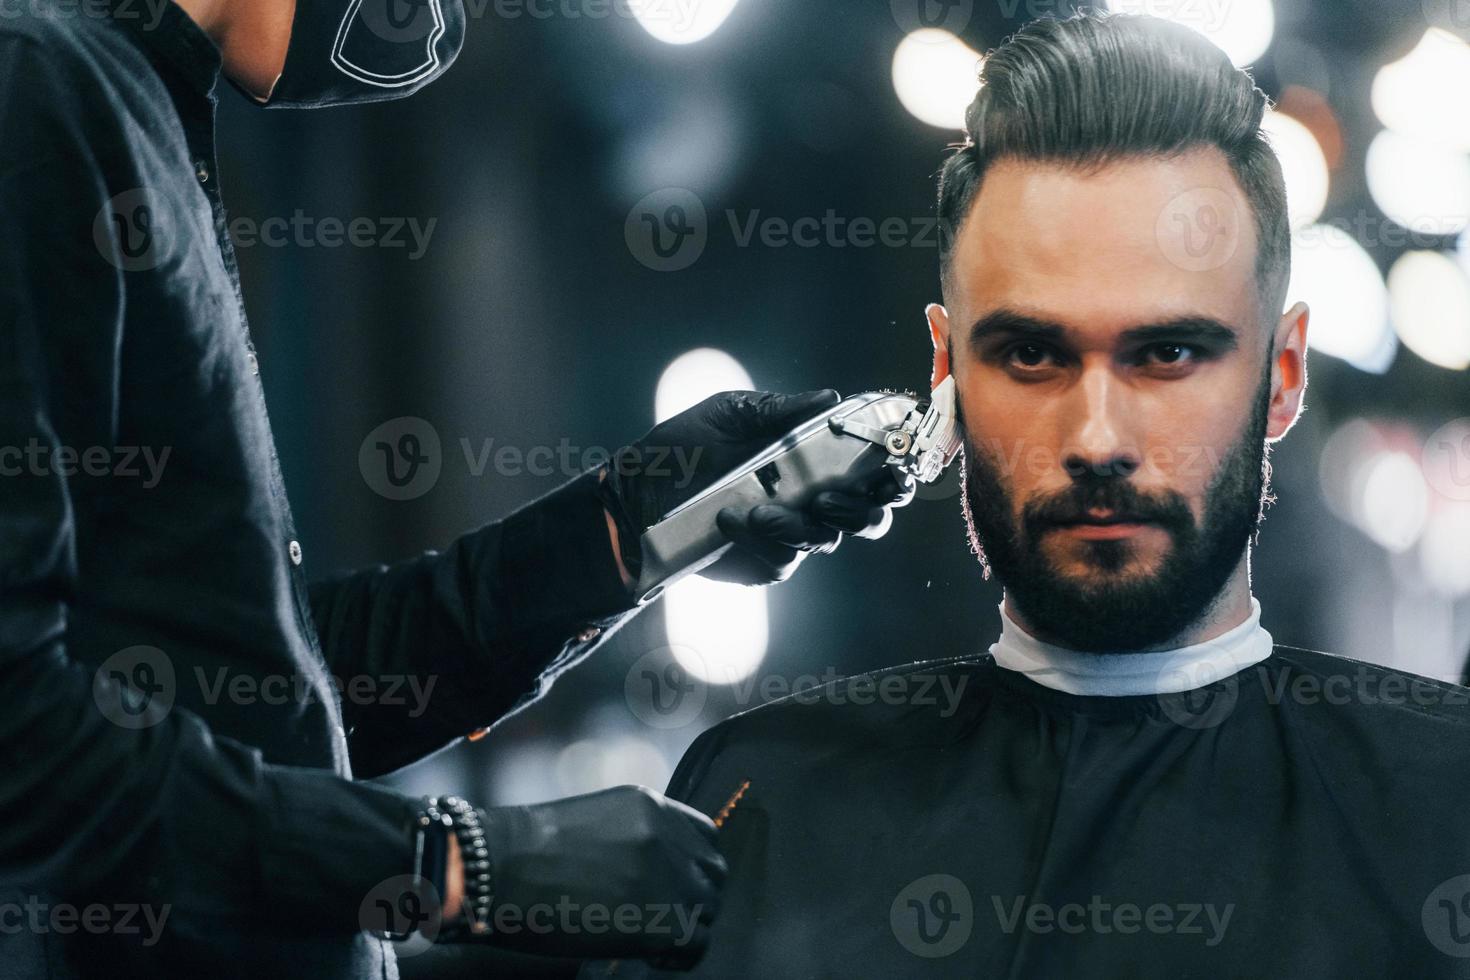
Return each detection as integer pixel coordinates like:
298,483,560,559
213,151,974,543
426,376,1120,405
967,309,1241,353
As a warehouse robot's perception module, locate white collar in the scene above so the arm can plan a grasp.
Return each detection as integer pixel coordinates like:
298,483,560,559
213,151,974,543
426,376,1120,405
988,595,1274,696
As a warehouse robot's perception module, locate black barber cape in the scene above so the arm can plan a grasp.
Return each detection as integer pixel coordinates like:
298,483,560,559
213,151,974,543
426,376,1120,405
586,646,1470,978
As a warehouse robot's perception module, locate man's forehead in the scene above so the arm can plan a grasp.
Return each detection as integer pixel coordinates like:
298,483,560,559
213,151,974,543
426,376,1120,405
946,150,1260,339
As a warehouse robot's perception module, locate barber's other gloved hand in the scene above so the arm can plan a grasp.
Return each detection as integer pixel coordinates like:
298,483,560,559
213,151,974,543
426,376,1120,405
602,389,916,587
478,786,725,963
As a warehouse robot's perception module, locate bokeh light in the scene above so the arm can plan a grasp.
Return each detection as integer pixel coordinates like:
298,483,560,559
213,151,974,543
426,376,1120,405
1372,29,1470,153
1387,250,1470,370
1287,224,1395,373
655,347,754,422
665,574,769,684
631,0,741,45
1261,109,1330,229
654,348,770,686
1365,129,1470,237
1357,450,1430,552
891,29,983,130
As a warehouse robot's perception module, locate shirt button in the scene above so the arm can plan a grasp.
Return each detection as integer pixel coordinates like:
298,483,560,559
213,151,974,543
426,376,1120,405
288,540,303,566
245,350,259,376
576,625,602,643
195,160,210,184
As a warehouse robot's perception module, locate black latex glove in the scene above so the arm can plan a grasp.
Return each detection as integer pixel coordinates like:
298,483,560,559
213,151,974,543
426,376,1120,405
477,786,726,964
602,389,916,587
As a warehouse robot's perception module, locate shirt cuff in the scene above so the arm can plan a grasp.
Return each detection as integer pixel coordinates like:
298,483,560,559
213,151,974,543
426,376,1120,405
498,467,636,637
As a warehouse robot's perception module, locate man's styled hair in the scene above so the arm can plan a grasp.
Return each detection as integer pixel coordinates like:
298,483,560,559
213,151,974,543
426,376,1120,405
936,13,1290,323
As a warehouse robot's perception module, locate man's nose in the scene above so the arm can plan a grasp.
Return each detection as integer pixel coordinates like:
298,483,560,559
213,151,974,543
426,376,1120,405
1060,366,1141,480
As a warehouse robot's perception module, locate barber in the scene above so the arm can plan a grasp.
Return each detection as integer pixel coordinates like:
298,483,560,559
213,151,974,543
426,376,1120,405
0,0,909,977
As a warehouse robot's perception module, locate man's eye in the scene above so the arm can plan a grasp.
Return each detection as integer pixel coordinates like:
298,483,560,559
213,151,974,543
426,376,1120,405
1004,343,1058,370
1141,343,1200,367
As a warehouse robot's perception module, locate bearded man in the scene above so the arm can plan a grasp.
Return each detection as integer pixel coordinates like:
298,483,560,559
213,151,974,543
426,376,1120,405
584,12,1470,977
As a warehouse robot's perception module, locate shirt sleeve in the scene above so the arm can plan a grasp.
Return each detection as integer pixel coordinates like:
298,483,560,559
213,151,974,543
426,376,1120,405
0,32,421,937
308,469,640,778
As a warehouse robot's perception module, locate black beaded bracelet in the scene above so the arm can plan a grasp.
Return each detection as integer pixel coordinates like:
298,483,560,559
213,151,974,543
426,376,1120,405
434,795,493,940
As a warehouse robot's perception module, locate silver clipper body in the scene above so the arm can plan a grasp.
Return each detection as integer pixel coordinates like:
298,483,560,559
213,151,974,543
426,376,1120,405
633,377,964,604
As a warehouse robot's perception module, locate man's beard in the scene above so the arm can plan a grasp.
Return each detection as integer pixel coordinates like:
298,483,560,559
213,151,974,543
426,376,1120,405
960,360,1276,652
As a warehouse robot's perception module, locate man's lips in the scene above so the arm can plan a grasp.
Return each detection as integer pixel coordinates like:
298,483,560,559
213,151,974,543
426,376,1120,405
1049,512,1157,539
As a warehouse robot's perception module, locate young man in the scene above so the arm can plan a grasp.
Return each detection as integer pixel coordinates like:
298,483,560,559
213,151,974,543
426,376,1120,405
0,0,908,976
594,13,1470,977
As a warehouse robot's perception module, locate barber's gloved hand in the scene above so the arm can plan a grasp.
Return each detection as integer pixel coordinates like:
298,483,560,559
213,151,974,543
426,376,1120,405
602,389,916,587
478,785,726,963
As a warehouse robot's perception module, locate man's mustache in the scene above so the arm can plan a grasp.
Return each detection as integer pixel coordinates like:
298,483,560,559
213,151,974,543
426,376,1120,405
1020,479,1195,536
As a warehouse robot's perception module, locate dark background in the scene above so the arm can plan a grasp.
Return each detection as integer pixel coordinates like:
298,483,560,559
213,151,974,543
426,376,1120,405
217,0,1470,822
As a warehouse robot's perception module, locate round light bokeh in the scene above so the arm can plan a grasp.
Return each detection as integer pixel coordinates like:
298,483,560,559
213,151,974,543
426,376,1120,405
1261,110,1330,230
1365,129,1470,237
1372,29,1470,153
1286,224,1395,373
630,0,741,45
1387,250,1470,370
891,29,983,130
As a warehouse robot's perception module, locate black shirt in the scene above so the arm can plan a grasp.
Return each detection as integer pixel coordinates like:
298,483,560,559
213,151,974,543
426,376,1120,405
0,2,634,976
588,647,1470,978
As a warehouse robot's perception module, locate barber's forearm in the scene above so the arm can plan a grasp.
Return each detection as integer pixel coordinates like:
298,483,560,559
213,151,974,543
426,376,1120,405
311,470,640,777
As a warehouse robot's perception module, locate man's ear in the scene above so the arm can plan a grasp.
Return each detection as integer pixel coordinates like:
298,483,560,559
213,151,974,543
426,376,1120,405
1267,301,1310,442
926,303,952,390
